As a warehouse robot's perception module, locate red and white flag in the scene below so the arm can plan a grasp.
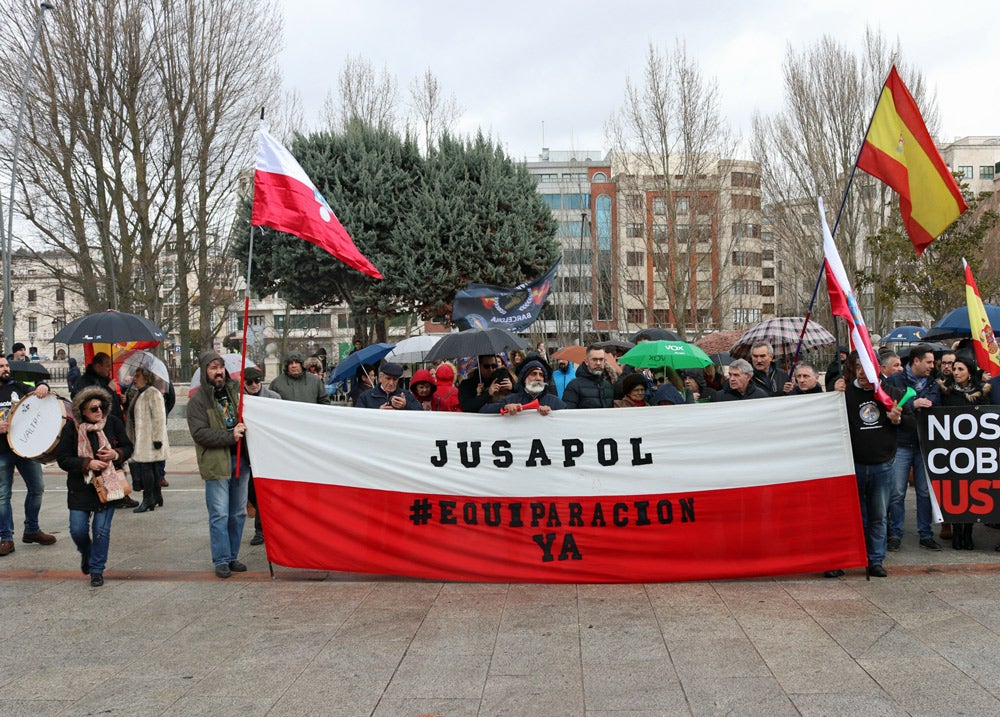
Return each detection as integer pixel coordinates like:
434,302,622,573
243,394,866,583
820,197,893,409
252,126,382,279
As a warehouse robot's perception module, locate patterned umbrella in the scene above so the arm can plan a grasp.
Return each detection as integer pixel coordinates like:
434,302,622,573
694,330,743,355
731,317,835,359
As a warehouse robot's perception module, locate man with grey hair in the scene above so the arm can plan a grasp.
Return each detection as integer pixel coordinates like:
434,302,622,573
879,350,903,382
790,362,823,394
749,342,790,396
715,359,767,401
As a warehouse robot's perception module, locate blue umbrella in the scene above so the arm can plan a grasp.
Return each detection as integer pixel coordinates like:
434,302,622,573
328,343,393,385
927,305,1000,340
881,325,929,344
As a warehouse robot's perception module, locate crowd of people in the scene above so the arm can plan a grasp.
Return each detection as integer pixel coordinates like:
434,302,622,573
0,336,994,584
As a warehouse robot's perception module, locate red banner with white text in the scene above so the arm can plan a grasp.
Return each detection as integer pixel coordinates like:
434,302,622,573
243,393,866,582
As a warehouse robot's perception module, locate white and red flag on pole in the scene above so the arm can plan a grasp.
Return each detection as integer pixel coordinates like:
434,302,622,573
252,126,382,279
820,197,893,409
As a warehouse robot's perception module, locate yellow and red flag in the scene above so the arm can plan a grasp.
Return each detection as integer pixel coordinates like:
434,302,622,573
963,258,1000,375
857,66,968,256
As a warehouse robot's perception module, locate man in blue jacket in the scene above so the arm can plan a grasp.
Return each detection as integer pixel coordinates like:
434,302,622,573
883,344,941,552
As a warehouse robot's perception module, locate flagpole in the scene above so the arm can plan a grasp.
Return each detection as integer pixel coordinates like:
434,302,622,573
791,68,889,369
235,109,263,476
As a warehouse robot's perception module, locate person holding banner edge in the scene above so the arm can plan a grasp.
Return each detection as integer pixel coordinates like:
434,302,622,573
828,351,911,578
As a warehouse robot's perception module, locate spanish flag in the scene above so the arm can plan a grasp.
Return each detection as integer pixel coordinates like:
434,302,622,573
857,66,967,256
963,258,1000,375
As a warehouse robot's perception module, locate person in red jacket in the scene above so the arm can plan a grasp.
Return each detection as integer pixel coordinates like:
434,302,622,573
431,362,461,412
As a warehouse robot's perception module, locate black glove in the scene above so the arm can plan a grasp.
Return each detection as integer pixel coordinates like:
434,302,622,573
153,441,162,449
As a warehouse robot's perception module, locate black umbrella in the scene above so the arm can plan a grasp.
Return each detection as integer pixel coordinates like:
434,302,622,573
53,310,165,345
8,360,50,383
594,339,635,353
630,327,681,342
423,328,529,362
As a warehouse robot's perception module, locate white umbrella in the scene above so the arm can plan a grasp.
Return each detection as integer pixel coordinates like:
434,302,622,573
188,354,257,395
117,350,171,394
385,334,443,363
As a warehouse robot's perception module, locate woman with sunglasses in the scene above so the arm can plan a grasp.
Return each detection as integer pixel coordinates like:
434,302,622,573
56,386,134,586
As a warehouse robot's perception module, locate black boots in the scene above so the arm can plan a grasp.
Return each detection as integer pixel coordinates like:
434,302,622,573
952,523,974,550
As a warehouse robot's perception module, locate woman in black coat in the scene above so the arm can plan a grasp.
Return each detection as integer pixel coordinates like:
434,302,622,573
57,386,134,586
936,355,991,550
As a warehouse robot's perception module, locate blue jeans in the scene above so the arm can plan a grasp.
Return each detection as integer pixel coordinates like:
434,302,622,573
889,444,932,542
69,508,115,575
0,452,45,541
204,458,249,566
856,461,892,566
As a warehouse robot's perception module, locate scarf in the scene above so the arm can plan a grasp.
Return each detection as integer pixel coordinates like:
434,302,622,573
77,418,129,501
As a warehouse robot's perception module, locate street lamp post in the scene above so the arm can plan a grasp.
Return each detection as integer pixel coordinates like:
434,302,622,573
1,2,55,353
578,211,588,345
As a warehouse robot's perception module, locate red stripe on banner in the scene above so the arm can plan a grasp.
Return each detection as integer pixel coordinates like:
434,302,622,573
255,475,866,583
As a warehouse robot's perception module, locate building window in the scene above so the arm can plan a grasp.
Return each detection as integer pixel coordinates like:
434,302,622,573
675,197,690,216
536,173,558,183
27,289,36,304
337,314,349,329
959,166,973,179
761,249,774,262
55,287,65,303
761,284,775,297
626,223,644,238
733,308,761,324
762,267,775,279
27,316,37,334
625,251,645,267
652,197,667,214
731,251,761,267
627,308,646,324
731,171,761,189
980,165,995,180
626,279,645,295
762,303,775,315
734,280,762,295
731,194,761,210
592,172,608,182
653,224,669,242
565,248,591,264
652,309,671,325
732,223,761,239
625,194,643,212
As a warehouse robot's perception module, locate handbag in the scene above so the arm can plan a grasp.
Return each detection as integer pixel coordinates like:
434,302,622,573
91,466,132,503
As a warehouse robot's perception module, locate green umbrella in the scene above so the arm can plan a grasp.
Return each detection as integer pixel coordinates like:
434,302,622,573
618,340,713,370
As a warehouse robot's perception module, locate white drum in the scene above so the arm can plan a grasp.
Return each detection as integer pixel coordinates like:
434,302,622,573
7,394,73,464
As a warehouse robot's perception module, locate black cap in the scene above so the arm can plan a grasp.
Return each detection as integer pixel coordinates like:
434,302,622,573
380,362,404,377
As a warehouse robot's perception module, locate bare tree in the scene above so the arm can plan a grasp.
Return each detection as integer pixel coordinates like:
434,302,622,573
321,54,398,131
751,28,935,330
408,67,461,155
606,41,755,339
0,0,281,370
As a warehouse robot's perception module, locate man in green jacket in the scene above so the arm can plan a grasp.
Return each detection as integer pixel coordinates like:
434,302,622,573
270,351,331,405
187,351,249,579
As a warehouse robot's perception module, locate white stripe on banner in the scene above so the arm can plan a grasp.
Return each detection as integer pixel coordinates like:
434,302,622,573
243,392,853,498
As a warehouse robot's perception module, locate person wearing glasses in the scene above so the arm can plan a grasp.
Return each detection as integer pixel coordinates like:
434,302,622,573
458,355,511,413
242,367,279,546
56,387,134,587
125,367,169,513
356,362,422,410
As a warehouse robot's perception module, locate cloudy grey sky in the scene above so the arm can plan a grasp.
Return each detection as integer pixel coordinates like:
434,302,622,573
276,0,998,160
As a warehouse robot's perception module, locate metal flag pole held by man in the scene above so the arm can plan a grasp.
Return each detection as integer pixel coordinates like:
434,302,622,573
236,109,384,475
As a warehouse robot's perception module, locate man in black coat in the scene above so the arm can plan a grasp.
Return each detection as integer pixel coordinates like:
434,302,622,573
563,345,614,409
749,342,790,396
714,359,767,401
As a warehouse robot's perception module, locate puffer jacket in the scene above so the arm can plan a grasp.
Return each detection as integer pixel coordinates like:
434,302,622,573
562,362,614,409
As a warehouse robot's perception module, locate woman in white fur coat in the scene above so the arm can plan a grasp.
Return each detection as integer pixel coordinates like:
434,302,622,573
125,367,170,512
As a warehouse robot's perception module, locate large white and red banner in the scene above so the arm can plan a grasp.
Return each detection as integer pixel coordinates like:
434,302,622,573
243,392,866,582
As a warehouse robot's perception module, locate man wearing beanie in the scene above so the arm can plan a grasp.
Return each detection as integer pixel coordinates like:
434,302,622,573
241,366,279,546
480,359,566,415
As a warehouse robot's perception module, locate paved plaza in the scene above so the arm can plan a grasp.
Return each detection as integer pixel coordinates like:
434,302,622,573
1,447,1000,716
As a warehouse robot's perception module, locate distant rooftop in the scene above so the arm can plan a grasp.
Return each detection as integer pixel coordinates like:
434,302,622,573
525,148,608,163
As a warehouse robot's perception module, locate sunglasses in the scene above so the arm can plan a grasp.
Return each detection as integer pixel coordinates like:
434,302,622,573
246,379,262,385
85,405,103,414
481,363,498,369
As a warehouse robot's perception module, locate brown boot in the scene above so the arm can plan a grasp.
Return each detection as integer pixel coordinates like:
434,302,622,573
939,523,953,540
